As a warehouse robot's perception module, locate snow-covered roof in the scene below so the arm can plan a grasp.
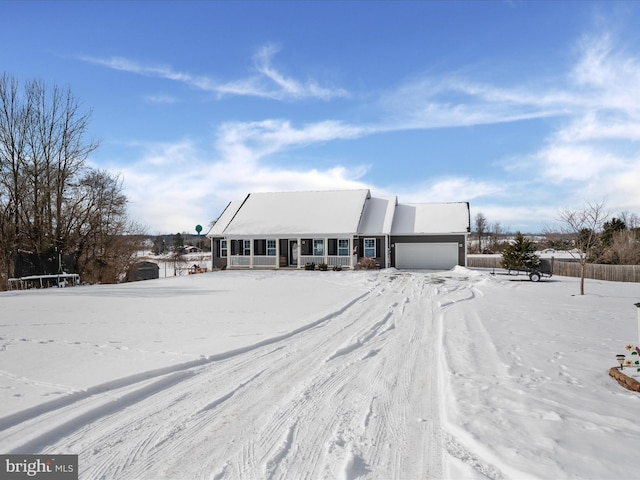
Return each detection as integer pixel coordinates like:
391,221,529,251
210,191,469,238
207,200,244,237
221,190,371,237
358,196,397,235
391,202,470,234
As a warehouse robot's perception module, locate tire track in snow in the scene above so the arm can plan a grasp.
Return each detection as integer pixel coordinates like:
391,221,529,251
4,370,194,454
2,272,471,479
0,291,368,434
437,273,513,480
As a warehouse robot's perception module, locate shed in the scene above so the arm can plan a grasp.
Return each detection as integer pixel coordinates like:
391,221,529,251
127,261,160,282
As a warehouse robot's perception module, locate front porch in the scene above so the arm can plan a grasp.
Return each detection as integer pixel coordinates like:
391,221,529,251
222,237,358,270
227,253,357,269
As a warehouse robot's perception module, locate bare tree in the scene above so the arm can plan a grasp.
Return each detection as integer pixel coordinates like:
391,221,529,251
474,212,488,253
620,211,640,230
601,229,640,265
0,74,140,288
557,200,608,295
0,74,29,283
488,221,508,253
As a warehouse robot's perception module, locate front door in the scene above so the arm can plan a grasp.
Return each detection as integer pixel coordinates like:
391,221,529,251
289,240,298,266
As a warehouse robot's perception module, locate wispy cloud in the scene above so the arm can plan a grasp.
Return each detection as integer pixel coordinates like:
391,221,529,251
78,45,348,101
104,26,640,232
144,94,178,105
377,77,571,131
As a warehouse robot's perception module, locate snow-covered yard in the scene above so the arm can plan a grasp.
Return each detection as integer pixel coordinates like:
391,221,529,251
1,268,639,479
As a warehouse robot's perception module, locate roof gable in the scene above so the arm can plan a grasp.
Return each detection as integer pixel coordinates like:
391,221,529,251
358,196,397,235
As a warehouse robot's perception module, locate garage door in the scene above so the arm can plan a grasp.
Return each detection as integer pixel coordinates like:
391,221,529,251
394,243,459,270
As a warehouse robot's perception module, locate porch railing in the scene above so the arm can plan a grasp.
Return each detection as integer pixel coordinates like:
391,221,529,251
300,255,356,268
228,255,278,268
228,254,357,269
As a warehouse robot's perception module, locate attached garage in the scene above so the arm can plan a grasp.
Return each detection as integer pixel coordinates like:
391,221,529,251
390,202,470,270
394,242,460,270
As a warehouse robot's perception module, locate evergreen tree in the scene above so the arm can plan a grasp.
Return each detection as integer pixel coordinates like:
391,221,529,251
172,233,185,253
601,218,625,247
151,237,166,255
500,232,540,270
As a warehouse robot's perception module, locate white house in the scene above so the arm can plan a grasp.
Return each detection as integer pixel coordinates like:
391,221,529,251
207,189,470,270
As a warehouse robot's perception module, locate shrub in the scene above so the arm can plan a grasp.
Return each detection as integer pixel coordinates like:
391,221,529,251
356,257,380,270
304,262,316,270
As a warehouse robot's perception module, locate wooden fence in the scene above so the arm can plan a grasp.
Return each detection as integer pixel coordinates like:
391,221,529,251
467,256,640,283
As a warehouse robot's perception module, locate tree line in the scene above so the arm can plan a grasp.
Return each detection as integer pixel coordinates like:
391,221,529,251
0,74,142,288
473,202,640,294
472,206,640,266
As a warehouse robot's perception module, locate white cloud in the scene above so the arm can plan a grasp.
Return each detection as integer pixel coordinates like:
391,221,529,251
392,177,505,204
252,44,349,101
469,204,559,233
99,25,640,233
144,94,178,105
215,119,369,163
377,76,570,132
78,45,348,102
115,120,372,232
535,144,624,183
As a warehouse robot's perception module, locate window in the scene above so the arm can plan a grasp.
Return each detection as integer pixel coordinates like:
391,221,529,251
313,239,324,256
338,239,349,256
220,240,228,257
267,239,276,256
364,238,376,257
243,240,251,256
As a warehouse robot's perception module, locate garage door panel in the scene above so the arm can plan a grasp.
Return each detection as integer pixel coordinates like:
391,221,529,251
395,243,458,270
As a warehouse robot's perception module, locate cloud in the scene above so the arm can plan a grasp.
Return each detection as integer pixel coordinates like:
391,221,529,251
101,25,640,233
251,44,349,101
377,76,570,132
390,177,505,204
515,29,640,220
78,45,348,101
144,94,178,105
115,120,371,232
214,119,370,163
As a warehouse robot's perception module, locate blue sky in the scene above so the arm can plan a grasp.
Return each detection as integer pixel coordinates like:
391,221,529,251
3,1,640,234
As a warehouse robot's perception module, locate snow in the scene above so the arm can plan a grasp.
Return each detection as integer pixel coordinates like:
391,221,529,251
208,200,243,236
1,268,640,479
358,196,397,235
220,189,370,236
391,202,470,234
208,191,470,239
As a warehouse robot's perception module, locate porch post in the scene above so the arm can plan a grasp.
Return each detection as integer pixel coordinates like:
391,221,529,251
385,235,390,269
250,239,254,269
324,237,328,266
349,237,354,269
210,237,214,271
275,238,280,269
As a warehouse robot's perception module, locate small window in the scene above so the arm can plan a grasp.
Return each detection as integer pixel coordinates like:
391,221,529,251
243,240,251,256
364,238,376,257
338,239,349,256
220,240,228,257
267,239,276,256
313,239,324,256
